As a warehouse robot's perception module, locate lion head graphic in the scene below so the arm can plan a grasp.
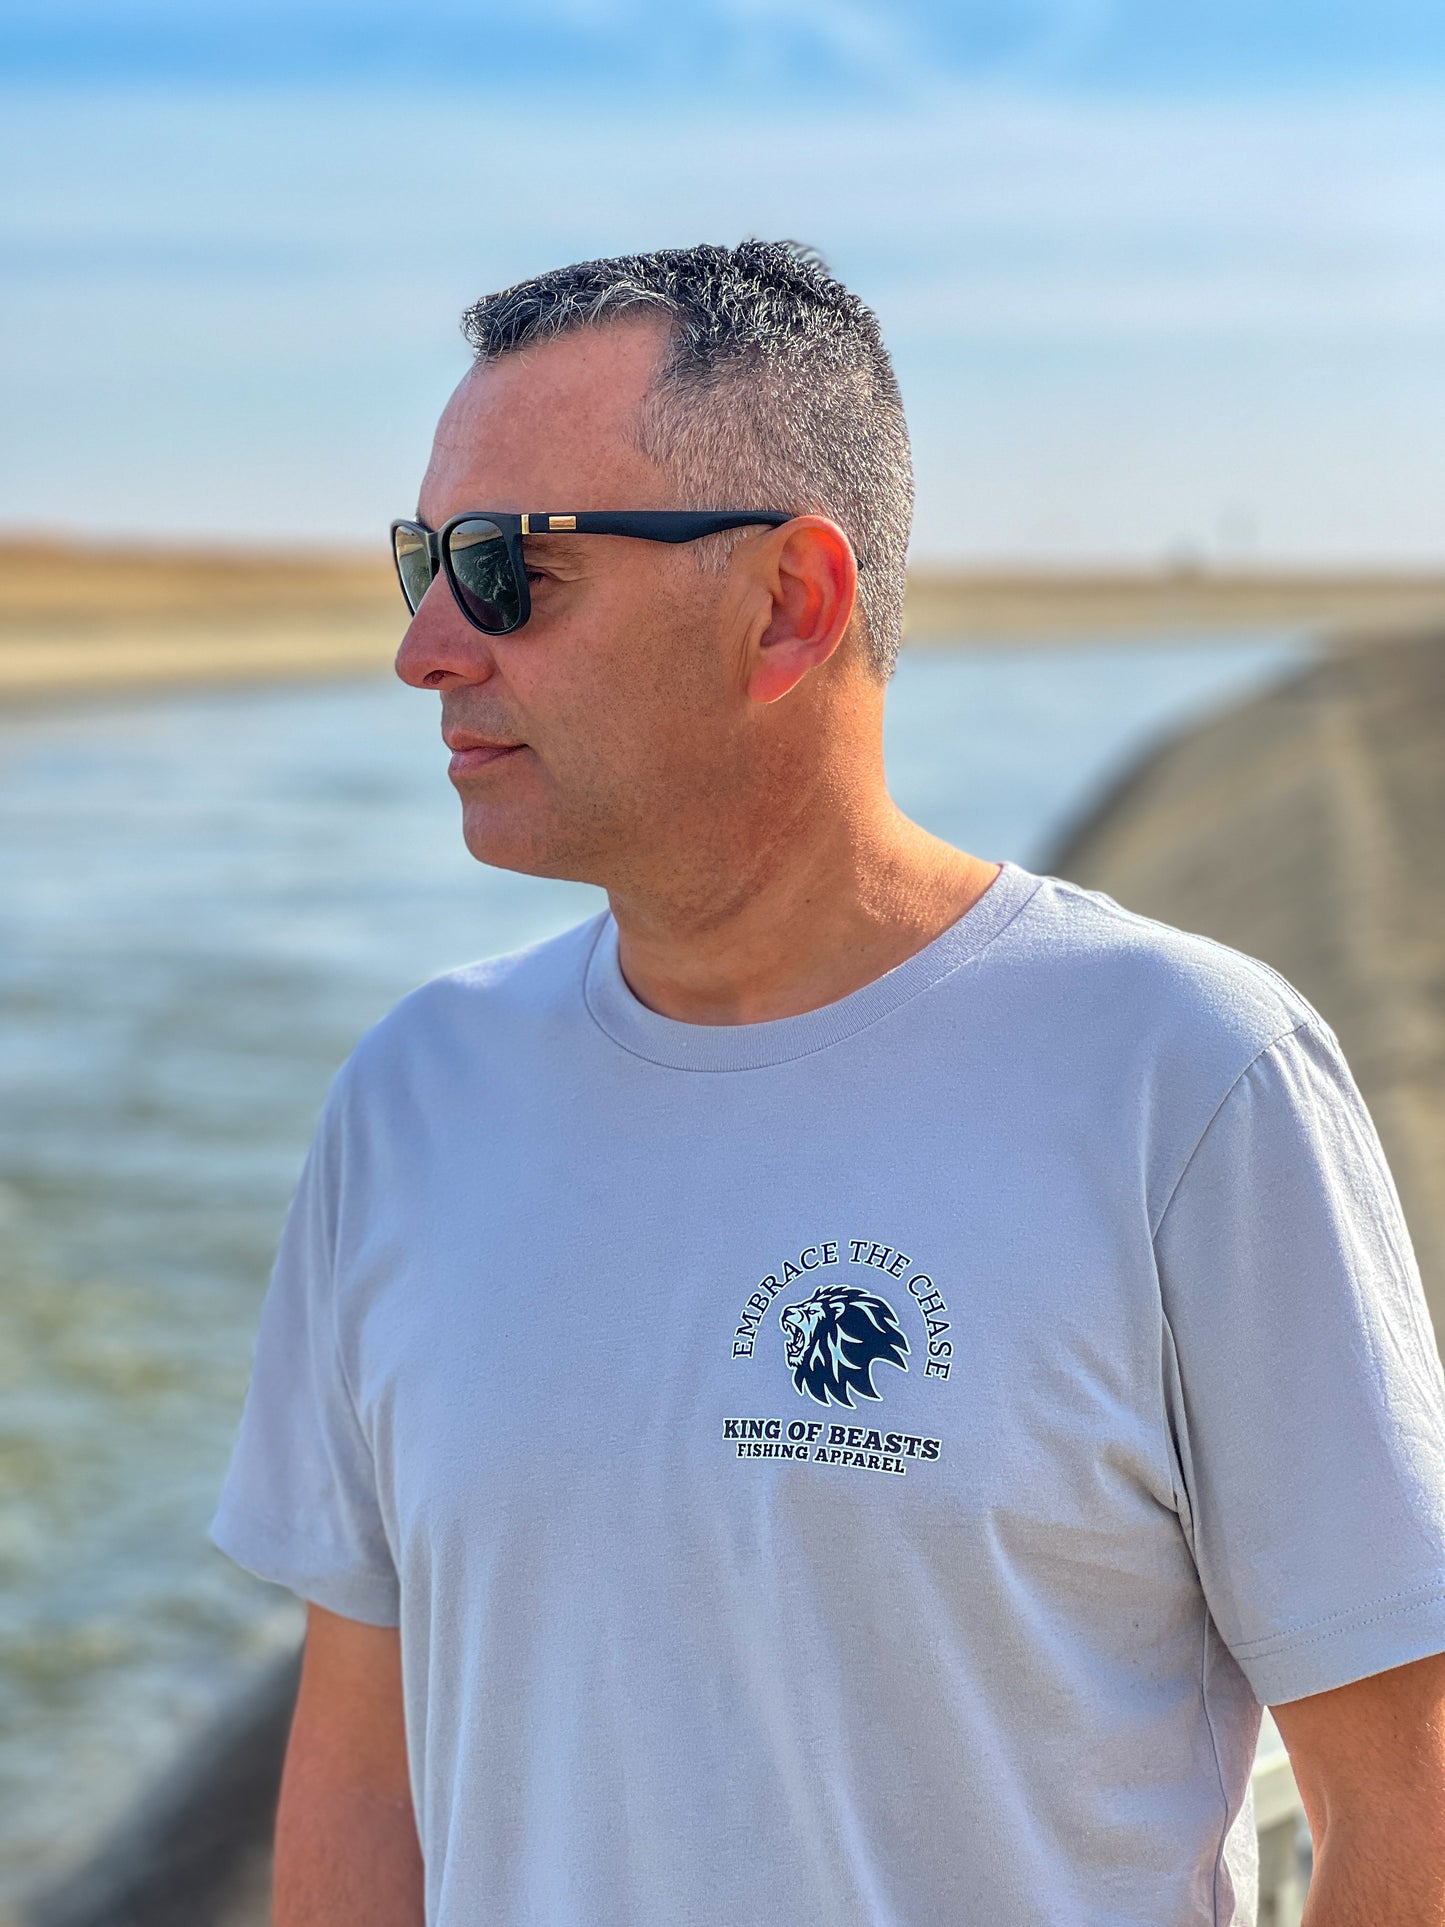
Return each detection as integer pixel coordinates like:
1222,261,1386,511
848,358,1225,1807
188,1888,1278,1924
779,1283,910,1408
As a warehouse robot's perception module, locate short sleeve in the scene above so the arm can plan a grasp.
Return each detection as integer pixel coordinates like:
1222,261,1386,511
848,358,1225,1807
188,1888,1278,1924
208,1066,400,1626
1155,1016,1445,1705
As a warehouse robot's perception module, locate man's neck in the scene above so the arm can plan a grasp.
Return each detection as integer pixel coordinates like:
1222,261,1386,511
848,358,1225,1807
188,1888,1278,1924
606,806,1002,1028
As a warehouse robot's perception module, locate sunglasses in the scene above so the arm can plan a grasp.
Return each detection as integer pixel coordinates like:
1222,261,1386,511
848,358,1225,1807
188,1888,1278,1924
390,510,794,637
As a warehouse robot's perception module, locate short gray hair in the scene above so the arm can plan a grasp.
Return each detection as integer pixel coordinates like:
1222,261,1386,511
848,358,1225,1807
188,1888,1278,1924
460,240,913,682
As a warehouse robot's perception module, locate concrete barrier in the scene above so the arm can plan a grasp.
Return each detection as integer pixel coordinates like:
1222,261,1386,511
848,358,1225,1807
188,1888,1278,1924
20,1648,299,1927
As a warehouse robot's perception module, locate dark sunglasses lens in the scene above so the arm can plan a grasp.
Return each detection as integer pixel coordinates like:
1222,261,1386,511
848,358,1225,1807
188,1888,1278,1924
447,518,521,633
393,525,435,613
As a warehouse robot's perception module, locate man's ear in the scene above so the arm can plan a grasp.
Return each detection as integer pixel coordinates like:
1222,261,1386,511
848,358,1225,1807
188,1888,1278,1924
744,516,859,705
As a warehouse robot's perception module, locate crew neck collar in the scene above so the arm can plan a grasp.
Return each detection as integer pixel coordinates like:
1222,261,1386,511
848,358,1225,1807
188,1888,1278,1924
582,858,1042,1072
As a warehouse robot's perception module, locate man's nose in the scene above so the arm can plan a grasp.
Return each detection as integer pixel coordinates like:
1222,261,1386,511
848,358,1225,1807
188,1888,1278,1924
393,581,499,691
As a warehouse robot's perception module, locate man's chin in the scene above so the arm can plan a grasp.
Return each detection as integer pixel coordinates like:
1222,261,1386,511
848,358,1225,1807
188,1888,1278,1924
459,809,592,883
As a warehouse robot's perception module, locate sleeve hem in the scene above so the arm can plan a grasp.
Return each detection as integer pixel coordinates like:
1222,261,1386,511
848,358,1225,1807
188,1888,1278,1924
1235,1585,1445,1705
208,1503,401,1629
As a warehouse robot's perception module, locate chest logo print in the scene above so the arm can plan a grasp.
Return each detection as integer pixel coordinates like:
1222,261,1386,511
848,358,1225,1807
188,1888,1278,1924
780,1284,909,1408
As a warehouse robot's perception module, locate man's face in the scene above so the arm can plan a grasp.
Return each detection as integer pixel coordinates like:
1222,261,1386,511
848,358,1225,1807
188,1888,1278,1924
395,315,765,891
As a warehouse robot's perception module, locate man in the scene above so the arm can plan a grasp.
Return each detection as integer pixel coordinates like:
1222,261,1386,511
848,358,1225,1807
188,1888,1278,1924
210,241,1445,1925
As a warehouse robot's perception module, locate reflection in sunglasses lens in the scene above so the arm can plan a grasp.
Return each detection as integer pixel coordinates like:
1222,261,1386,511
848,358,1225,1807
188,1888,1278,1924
447,519,521,633
393,526,435,614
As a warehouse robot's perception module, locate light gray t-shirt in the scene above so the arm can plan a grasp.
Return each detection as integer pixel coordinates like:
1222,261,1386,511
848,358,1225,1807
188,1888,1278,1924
210,859,1445,1926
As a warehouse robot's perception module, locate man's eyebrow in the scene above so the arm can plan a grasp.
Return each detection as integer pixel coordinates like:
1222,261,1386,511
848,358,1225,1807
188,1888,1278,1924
520,532,578,558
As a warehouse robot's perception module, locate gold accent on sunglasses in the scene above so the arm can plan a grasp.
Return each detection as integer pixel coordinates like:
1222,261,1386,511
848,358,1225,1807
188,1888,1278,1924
520,513,530,535
547,515,577,531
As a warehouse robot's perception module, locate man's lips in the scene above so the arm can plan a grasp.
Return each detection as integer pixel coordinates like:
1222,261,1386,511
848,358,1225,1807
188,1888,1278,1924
444,734,527,778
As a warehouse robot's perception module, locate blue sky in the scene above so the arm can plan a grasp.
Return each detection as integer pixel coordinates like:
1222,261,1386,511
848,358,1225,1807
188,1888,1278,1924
9,1,1445,92
3,1,1443,562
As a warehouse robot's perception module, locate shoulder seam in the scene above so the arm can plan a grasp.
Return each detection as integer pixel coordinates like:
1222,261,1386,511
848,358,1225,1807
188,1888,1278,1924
1149,1016,1319,1240
1041,873,1326,1034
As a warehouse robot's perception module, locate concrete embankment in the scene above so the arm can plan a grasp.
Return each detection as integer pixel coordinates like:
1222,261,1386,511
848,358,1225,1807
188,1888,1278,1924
13,1647,297,1927
1045,620,1445,1333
